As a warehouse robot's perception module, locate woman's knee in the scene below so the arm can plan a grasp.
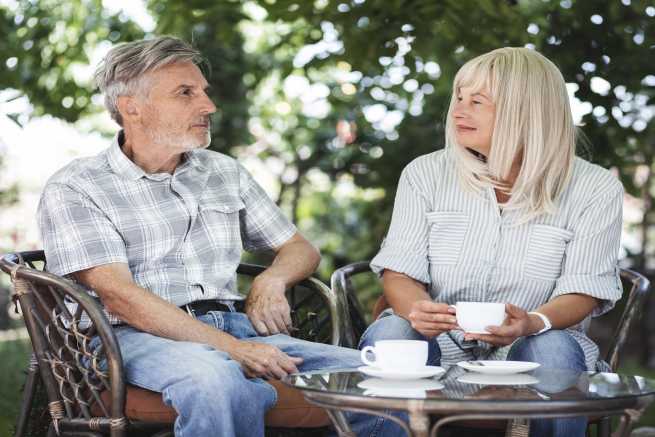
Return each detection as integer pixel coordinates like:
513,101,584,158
358,314,421,348
508,330,585,369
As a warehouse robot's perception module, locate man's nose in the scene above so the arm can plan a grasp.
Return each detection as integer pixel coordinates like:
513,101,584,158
200,92,217,114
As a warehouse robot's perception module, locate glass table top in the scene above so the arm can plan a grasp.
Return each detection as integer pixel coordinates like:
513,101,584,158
284,366,655,404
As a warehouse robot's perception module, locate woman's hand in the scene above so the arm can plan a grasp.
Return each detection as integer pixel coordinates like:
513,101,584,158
407,300,459,338
463,304,540,346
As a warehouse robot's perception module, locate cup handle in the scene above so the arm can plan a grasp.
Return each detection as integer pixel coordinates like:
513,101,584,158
360,346,376,367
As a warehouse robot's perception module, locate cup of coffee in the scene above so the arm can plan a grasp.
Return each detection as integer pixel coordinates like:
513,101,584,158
454,302,506,334
360,340,428,370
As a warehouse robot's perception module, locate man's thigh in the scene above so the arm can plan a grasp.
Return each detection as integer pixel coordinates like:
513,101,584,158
246,334,363,371
112,325,250,393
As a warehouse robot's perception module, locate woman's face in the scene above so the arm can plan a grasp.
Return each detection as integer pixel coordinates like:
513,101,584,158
452,86,496,157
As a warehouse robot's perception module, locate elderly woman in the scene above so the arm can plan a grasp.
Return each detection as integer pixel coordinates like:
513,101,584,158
360,47,623,437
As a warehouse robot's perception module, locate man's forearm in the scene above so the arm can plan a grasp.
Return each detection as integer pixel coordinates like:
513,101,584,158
110,285,239,350
76,266,239,352
256,234,320,288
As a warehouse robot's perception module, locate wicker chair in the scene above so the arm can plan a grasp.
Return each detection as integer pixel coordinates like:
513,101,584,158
1,250,346,437
330,261,651,437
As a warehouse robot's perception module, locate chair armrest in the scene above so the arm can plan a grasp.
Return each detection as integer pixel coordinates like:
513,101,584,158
0,252,128,429
238,262,344,346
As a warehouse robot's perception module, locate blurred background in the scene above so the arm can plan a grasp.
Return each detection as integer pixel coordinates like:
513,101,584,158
0,0,653,434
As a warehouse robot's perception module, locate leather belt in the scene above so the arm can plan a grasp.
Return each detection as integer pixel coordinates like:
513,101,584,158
181,300,244,317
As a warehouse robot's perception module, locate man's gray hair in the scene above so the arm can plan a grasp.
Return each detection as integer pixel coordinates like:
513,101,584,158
94,36,206,126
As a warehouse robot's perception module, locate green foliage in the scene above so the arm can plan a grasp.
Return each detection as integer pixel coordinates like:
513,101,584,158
0,0,144,122
0,339,32,437
0,0,653,275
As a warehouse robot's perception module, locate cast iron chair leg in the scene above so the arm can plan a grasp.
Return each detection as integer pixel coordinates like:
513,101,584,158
14,354,40,437
46,422,57,437
596,416,611,437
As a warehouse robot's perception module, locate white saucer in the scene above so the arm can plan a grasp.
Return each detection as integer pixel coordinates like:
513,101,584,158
358,378,444,398
357,365,445,380
457,361,540,375
457,373,539,386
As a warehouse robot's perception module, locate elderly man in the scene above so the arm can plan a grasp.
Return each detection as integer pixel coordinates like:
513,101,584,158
37,36,371,436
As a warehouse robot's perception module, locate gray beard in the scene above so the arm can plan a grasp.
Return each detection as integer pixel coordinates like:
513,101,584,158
148,129,211,151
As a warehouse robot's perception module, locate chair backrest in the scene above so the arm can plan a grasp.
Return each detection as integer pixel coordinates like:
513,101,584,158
0,250,128,437
331,261,651,370
601,268,650,370
330,261,376,348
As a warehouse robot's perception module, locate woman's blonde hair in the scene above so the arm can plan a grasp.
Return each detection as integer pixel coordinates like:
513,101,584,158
445,47,576,221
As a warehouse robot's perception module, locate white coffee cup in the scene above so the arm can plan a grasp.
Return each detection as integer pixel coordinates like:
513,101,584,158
454,302,506,334
360,340,428,370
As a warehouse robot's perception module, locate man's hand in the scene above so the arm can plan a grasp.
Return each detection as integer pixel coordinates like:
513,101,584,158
227,340,303,379
245,275,292,335
463,303,538,346
407,300,458,338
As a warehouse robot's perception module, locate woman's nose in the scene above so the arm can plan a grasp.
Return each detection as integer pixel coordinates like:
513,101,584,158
453,105,467,119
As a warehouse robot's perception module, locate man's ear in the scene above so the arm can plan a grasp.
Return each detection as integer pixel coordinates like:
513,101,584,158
117,95,140,122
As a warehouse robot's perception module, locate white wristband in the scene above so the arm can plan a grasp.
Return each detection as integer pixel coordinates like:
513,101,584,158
528,311,552,336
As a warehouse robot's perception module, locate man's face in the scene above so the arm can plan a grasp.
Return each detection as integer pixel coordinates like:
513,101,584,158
452,86,495,157
137,62,216,152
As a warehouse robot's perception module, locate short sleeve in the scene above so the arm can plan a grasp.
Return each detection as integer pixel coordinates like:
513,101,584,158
37,183,128,277
551,183,624,316
370,167,430,283
237,164,297,252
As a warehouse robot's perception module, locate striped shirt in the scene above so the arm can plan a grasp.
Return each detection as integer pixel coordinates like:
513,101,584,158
371,147,624,370
38,131,297,324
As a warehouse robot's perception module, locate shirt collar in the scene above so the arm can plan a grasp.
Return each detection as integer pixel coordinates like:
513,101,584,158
107,131,147,181
107,130,207,180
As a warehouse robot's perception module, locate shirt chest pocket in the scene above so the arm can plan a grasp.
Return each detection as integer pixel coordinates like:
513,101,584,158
426,211,470,266
198,197,245,248
524,224,574,281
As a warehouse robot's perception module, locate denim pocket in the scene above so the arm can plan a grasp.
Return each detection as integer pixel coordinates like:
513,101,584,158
204,310,225,331
223,312,258,339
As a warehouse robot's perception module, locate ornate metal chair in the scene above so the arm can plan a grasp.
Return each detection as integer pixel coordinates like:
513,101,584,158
331,261,651,437
1,250,345,437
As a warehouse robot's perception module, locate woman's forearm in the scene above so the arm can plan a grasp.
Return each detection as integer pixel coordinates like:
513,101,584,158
382,270,432,319
531,293,599,332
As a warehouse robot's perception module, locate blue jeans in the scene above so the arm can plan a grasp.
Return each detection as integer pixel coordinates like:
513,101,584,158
508,330,588,437
108,310,398,437
360,314,587,437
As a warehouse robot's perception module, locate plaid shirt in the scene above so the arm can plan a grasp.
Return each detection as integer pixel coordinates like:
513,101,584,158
38,131,296,324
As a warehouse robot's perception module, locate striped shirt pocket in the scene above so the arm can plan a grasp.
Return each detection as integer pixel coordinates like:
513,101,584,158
524,224,574,281
426,211,469,266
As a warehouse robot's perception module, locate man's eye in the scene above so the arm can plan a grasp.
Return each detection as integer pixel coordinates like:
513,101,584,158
473,100,482,104
181,89,192,96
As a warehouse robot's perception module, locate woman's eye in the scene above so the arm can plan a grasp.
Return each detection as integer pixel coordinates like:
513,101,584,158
473,100,482,105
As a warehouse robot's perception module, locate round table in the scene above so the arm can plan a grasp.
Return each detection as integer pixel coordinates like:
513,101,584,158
283,366,655,437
